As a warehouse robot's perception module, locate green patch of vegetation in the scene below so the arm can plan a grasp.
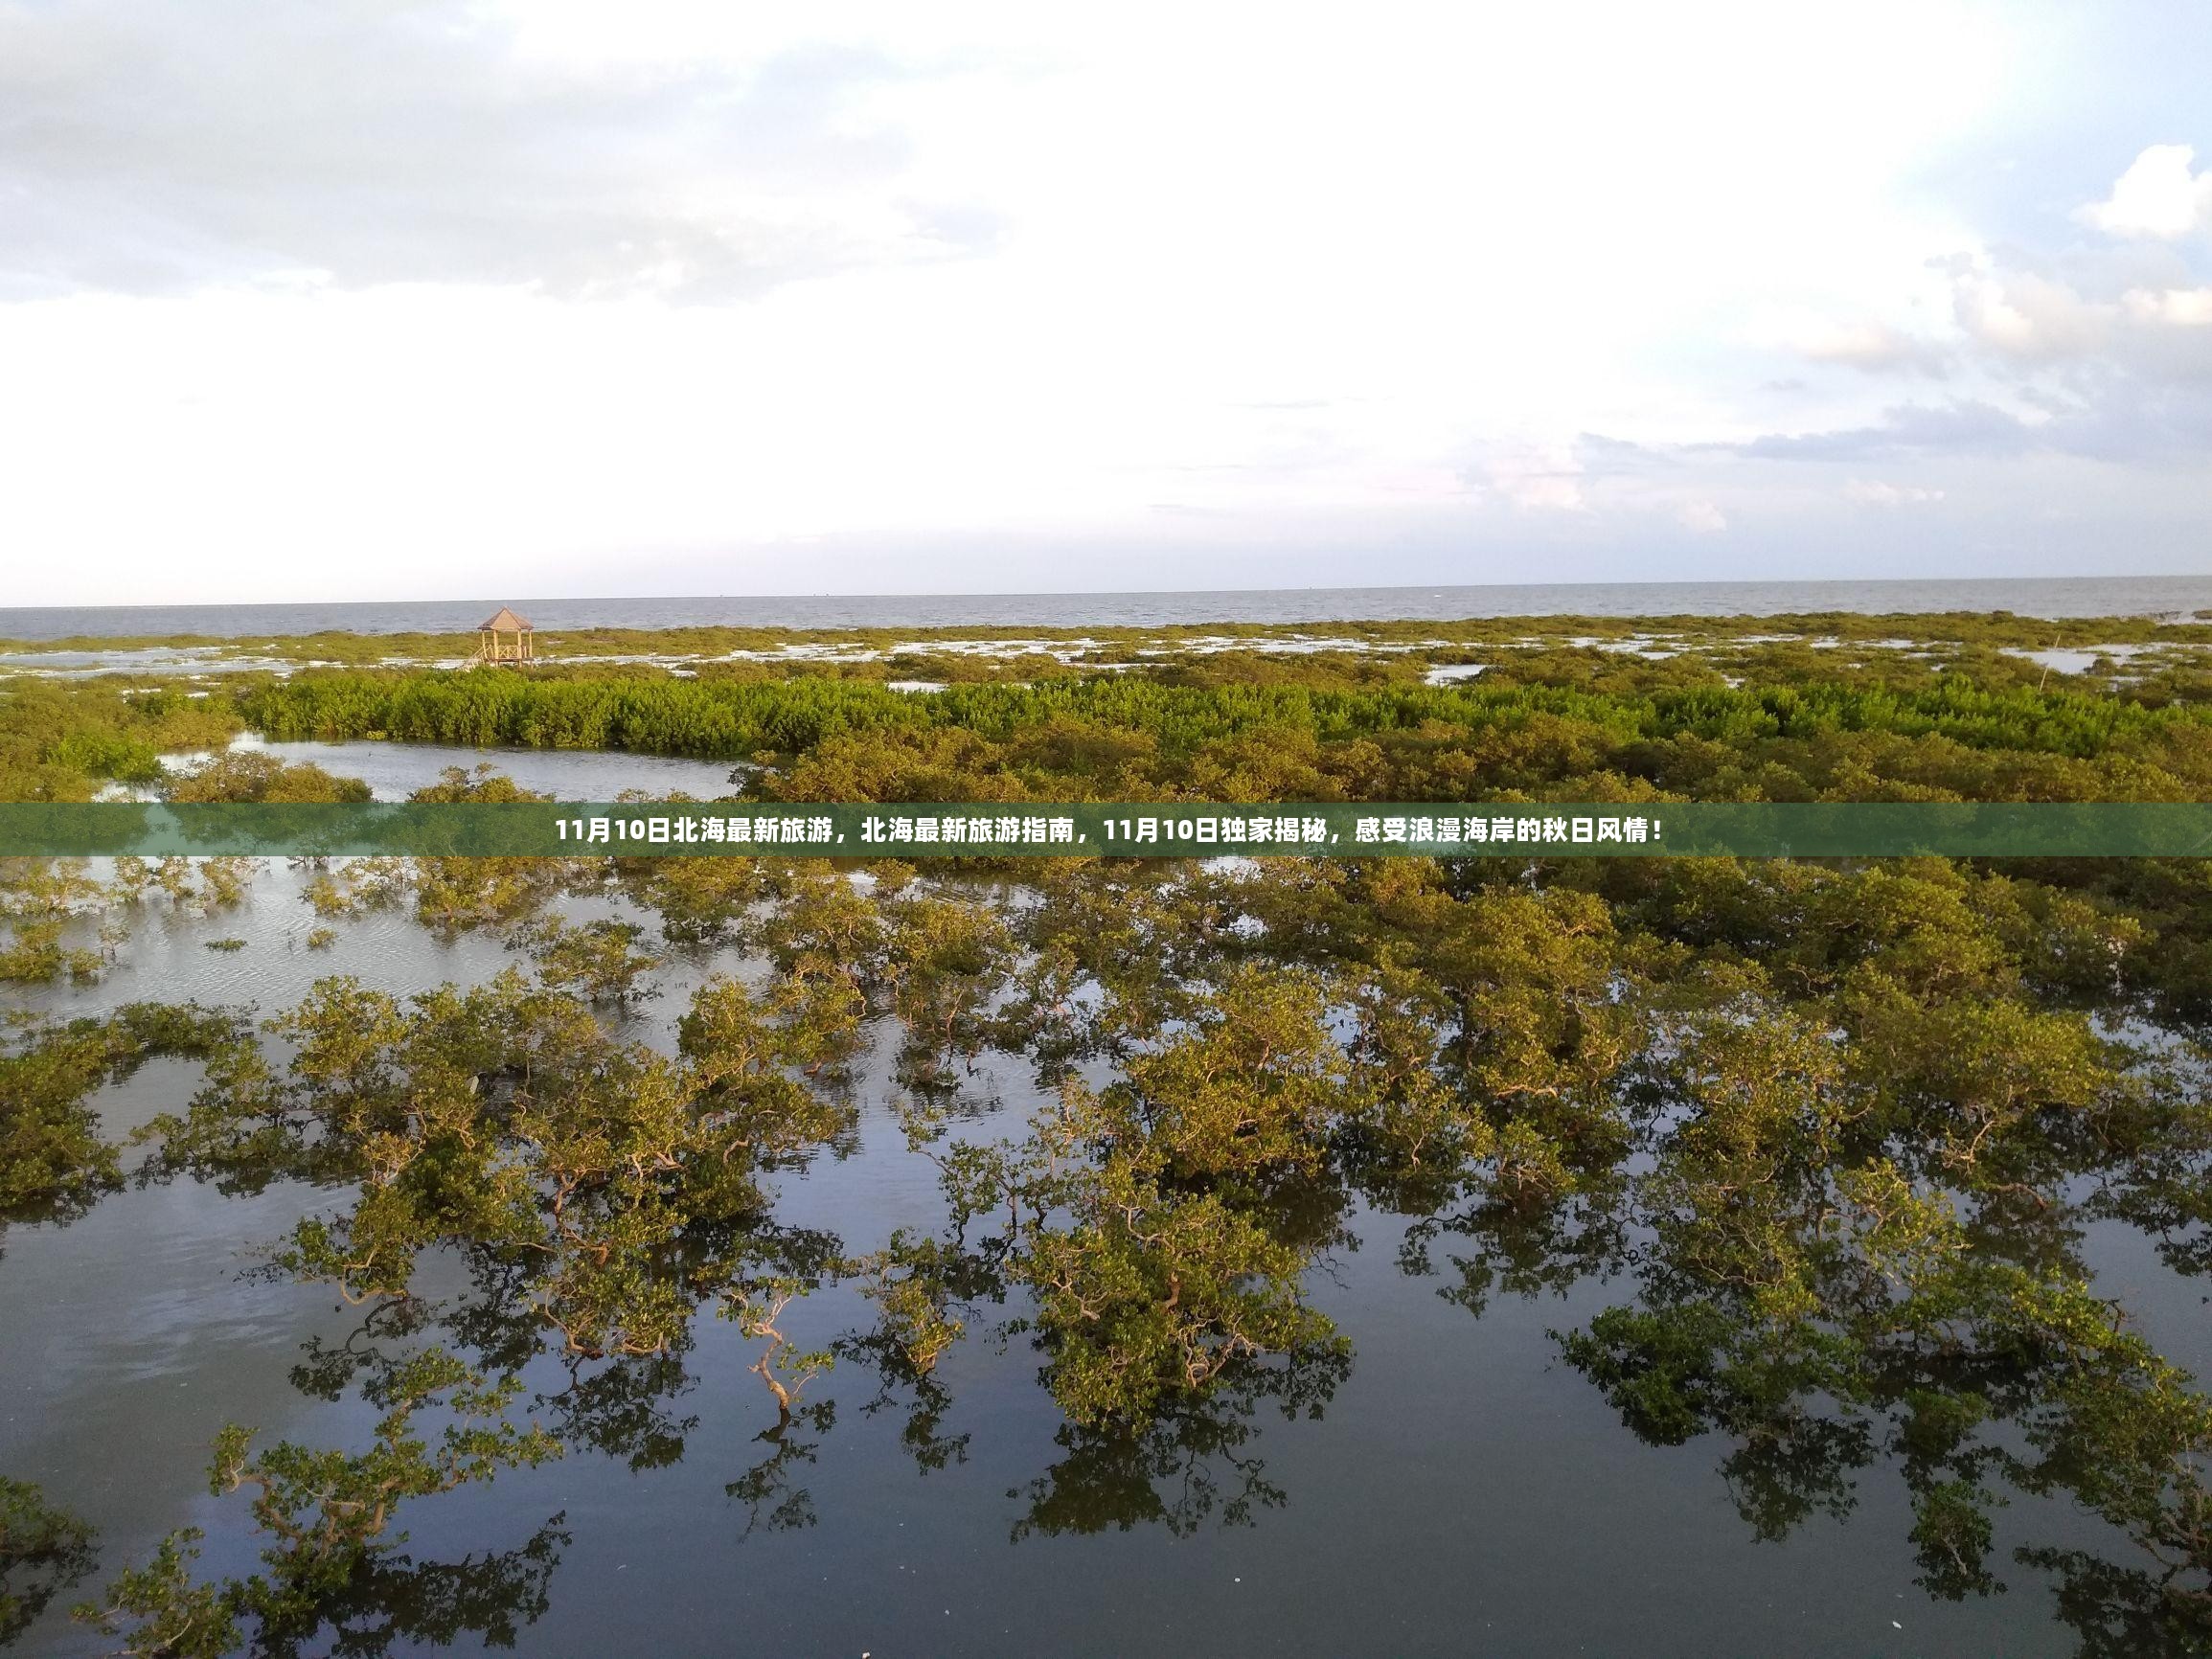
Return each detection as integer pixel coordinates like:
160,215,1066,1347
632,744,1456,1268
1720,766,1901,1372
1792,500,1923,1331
0,1003,252,1222
165,750,372,803
0,859,113,985
224,659,2212,805
0,680,242,801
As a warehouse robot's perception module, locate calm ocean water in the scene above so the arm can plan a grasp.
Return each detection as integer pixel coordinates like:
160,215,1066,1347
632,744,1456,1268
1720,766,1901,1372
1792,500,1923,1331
3,576,2207,640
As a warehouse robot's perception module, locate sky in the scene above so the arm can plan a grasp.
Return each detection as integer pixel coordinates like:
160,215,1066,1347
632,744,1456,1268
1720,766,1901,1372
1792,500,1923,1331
2,0,2209,605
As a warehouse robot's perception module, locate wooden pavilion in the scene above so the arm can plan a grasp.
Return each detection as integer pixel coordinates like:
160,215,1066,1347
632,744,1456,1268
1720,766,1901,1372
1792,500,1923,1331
473,606,536,667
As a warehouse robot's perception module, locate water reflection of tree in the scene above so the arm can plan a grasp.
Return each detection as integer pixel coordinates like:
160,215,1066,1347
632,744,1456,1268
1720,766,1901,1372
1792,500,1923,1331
833,1326,972,1478
536,1350,700,1474
1,1477,97,1646
1011,1341,1352,1542
75,1347,565,1656
253,1516,570,1659
1397,1175,1630,1319
727,1403,837,1540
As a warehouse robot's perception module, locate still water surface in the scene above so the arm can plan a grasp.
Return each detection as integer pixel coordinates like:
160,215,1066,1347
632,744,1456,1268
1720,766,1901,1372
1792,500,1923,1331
217,735,744,803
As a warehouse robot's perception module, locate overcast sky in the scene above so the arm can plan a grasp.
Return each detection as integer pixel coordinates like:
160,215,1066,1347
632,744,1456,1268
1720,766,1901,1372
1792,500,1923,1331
3,0,2209,604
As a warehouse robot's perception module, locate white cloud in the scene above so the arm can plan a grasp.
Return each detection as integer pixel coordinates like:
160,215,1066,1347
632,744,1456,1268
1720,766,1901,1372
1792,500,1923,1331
1843,479,1946,505
1758,313,1950,375
2125,286,2212,327
1675,499,1729,534
1476,446,1588,513
1948,267,2109,362
2079,144,2212,239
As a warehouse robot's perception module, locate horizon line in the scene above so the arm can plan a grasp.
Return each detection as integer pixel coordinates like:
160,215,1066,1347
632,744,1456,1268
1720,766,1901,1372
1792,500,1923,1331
8,570,2212,617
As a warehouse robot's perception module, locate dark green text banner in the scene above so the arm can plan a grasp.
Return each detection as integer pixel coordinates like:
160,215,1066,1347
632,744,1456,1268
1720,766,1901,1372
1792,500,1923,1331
6,804,2212,857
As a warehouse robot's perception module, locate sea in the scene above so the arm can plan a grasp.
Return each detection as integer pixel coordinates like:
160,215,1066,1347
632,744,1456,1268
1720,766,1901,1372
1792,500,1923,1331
2,575,2206,639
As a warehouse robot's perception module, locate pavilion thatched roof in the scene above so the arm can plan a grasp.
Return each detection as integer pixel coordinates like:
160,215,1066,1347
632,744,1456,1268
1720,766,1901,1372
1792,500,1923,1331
478,607,534,631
